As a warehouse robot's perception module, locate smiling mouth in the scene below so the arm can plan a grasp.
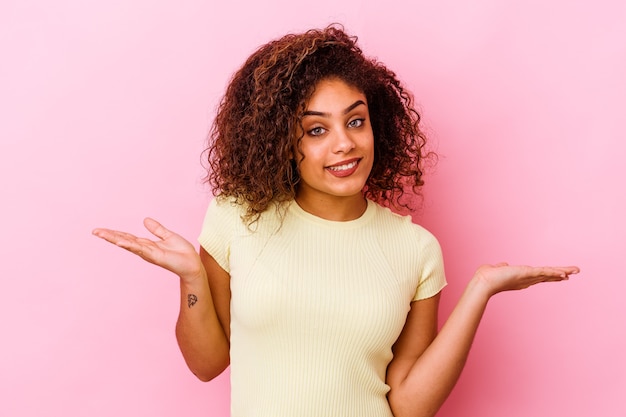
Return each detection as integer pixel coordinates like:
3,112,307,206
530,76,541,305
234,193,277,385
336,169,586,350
327,160,359,172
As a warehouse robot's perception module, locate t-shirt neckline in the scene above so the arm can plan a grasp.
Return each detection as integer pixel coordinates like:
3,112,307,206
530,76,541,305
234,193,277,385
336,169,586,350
288,199,376,228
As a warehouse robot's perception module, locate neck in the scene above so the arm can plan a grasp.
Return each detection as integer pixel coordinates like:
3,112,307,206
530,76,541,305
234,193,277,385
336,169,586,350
294,193,368,221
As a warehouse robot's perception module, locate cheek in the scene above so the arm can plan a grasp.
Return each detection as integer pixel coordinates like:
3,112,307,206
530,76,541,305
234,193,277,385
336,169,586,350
363,134,375,158
297,140,324,163
297,155,315,175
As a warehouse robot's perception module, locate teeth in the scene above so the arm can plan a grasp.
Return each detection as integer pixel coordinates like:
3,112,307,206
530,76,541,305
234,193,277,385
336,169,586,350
328,161,357,171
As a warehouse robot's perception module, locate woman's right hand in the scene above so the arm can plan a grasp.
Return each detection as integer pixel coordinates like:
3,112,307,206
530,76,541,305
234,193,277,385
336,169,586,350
92,218,204,282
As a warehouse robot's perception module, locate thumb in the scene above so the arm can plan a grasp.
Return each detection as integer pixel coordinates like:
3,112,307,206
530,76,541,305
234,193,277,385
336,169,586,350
143,217,171,240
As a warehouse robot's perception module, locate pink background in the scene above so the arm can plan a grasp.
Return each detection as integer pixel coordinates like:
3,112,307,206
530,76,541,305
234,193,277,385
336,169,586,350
2,1,624,416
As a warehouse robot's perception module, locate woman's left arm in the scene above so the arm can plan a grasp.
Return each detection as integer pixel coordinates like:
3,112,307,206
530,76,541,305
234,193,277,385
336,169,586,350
387,293,441,394
387,264,579,417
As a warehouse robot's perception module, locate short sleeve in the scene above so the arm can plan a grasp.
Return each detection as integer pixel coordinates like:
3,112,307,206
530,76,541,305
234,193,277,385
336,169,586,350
198,197,240,273
413,232,447,301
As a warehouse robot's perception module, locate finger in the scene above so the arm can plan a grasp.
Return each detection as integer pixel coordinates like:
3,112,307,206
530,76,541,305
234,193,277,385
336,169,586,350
524,273,569,287
541,266,580,278
92,227,116,239
536,272,569,281
114,238,157,260
543,275,569,282
92,228,139,245
143,217,171,240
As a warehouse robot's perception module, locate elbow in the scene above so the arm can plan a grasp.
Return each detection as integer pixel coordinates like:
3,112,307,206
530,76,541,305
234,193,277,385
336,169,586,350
189,362,228,382
193,371,218,382
178,337,230,382
388,388,439,417
185,354,230,383
387,386,408,417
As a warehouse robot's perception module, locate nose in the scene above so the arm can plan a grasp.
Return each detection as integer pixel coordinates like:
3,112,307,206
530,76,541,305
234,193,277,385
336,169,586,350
331,127,356,153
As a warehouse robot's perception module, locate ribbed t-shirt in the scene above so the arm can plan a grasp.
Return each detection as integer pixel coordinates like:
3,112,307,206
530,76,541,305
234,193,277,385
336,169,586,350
198,197,447,417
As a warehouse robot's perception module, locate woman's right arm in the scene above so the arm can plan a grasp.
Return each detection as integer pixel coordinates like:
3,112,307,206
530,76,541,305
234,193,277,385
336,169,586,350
175,248,230,381
93,218,230,381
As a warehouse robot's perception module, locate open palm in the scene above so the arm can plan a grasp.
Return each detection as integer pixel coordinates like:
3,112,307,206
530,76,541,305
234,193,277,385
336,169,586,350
474,263,579,296
93,218,203,279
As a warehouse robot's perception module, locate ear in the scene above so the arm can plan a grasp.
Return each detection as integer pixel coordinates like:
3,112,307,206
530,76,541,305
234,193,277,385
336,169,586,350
290,147,305,165
289,137,301,163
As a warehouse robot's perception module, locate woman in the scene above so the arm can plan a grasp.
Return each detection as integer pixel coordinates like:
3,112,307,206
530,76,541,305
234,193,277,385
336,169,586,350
93,26,578,417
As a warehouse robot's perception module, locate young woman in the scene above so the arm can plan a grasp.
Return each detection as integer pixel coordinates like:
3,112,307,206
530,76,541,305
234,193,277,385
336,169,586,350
93,26,578,417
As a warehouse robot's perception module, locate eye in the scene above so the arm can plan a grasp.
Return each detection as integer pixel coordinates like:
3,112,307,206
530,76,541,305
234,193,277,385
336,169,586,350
348,118,364,128
307,126,326,136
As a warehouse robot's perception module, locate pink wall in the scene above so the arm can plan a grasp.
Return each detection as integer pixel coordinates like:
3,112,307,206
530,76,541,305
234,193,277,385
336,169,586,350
1,1,624,416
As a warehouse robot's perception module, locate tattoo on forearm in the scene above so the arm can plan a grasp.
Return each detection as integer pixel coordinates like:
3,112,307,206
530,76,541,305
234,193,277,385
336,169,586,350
187,294,198,308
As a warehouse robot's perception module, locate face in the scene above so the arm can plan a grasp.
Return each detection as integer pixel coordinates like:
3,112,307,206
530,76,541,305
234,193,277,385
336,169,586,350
294,78,374,212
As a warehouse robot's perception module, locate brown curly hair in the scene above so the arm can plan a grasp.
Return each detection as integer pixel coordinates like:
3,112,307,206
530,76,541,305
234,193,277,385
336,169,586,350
205,25,432,223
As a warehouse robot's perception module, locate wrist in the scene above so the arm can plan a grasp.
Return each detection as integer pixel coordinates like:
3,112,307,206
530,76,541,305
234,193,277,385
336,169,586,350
179,268,207,287
466,275,495,302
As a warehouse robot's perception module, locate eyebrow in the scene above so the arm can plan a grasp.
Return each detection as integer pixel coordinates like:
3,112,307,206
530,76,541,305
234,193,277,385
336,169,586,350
301,100,366,118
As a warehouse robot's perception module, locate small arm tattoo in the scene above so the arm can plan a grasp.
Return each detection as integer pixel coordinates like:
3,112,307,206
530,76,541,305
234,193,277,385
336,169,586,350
187,294,198,308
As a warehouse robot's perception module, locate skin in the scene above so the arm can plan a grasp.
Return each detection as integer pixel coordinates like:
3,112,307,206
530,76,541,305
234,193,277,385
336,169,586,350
92,218,230,381
92,77,580,416
294,78,374,221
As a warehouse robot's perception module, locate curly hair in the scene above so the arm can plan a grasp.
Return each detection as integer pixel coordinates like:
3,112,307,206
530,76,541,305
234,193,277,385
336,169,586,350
205,25,433,223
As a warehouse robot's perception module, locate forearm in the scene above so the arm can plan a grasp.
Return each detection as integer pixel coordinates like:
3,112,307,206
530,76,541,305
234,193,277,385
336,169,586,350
175,271,229,382
389,278,490,417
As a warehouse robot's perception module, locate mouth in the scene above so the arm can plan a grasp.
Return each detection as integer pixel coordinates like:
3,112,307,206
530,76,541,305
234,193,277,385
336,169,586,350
325,158,361,177
327,160,358,172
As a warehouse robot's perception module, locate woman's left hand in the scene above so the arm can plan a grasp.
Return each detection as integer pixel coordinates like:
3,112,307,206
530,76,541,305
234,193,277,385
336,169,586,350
472,263,580,297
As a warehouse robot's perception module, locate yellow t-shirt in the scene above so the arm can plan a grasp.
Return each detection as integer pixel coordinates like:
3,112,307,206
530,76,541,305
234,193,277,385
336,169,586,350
199,197,447,417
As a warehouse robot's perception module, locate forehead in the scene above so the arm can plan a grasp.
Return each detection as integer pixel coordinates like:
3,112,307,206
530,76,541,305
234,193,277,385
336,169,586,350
304,78,367,111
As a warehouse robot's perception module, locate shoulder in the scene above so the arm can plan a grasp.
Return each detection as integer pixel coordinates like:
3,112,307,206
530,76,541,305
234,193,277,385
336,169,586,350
367,201,447,298
203,195,286,236
368,201,443,269
208,195,246,216
369,201,439,246
201,196,243,232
